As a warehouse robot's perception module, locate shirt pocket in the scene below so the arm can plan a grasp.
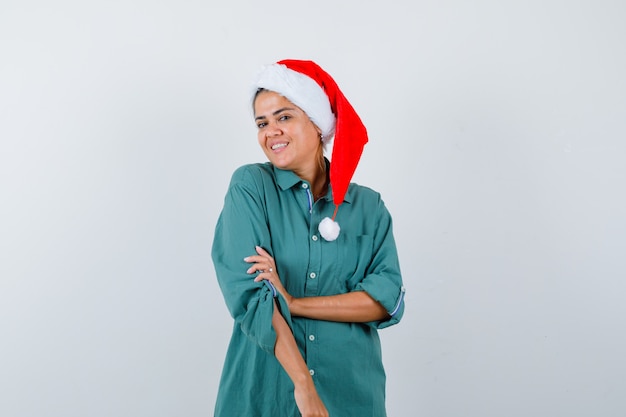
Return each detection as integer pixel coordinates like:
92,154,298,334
337,234,374,291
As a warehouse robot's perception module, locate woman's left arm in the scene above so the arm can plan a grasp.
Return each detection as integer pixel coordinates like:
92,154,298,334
247,246,390,323
289,291,389,322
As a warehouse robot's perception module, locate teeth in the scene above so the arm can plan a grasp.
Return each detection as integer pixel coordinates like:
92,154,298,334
271,143,287,150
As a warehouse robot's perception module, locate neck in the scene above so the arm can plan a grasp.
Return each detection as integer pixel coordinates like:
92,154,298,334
311,171,328,200
294,159,328,199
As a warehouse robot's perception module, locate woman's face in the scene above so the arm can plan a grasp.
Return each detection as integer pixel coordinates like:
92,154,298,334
254,90,322,175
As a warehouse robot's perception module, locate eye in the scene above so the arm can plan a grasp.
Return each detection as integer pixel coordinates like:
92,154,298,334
279,115,291,121
256,121,267,129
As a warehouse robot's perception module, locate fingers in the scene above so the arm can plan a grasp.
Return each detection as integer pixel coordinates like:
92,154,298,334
248,265,272,277
244,258,274,274
252,266,277,283
244,264,274,281
253,271,272,283
244,246,276,276
255,245,270,257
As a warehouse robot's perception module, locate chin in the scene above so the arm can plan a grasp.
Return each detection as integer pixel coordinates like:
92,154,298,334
268,156,291,170
271,162,291,170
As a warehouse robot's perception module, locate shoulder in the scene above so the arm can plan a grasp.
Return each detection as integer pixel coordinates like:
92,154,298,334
223,163,277,202
347,182,394,218
229,162,275,186
348,182,383,204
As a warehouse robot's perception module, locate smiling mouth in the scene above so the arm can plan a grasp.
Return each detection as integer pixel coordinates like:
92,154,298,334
271,143,288,150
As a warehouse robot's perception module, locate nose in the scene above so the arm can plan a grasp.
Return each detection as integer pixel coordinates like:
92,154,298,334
265,121,282,137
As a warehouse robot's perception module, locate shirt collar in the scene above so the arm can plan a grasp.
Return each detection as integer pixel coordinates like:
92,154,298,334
274,165,302,190
325,183,353,204
272,160,354,204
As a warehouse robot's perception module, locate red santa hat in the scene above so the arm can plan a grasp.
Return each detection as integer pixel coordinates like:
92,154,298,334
251,59,368,241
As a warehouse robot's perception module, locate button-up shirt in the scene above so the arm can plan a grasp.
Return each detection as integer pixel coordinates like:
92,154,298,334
212,162,405,417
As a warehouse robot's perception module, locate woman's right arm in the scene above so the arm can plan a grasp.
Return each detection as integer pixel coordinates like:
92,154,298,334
272,302,328,417
213,167,328,416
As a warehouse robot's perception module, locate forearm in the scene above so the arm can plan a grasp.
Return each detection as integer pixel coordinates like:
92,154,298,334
289,290,389,323
272,302,315,387
272,302,329,416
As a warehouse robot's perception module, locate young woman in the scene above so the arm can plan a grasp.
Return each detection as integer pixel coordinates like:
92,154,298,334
212,59,405,417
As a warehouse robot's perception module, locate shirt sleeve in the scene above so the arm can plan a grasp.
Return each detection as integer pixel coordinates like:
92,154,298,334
354,197,406,329
211,166,293,353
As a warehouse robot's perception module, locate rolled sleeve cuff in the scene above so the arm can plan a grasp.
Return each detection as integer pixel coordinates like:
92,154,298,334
239,282,293,353
356,280,406,329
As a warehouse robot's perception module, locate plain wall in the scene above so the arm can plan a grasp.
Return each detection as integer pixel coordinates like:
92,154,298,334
1,1,625,416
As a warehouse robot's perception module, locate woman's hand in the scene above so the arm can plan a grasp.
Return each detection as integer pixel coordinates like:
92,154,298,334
245,246,293,306
294,381,329,417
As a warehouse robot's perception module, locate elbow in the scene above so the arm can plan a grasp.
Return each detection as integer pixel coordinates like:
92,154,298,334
362,294,391,322
372,300,391,322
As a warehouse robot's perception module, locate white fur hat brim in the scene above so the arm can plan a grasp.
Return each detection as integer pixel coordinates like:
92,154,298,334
251,63,336,141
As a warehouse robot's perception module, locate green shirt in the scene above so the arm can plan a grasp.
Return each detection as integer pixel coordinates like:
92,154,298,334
212,162,405,417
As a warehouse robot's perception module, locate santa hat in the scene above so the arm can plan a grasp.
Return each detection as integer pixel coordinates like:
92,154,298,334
251,59,368,241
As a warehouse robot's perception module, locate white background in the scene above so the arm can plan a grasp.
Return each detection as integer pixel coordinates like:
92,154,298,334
1,1,625,416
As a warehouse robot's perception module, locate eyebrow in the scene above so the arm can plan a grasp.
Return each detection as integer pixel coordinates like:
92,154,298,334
254,107,297,121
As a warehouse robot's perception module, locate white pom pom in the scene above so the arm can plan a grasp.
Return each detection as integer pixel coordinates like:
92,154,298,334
318,217,340,241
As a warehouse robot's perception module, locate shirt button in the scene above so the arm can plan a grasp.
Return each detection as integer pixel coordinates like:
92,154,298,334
309,334,315,341
302,183,308,189
309,272,316,279
309,369,315,376
311,235,318,241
